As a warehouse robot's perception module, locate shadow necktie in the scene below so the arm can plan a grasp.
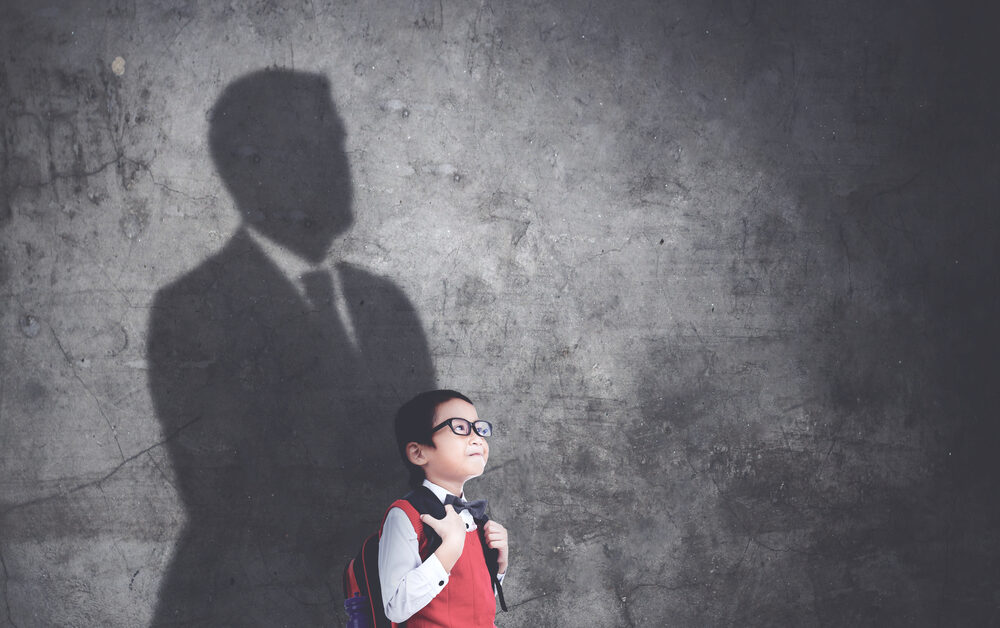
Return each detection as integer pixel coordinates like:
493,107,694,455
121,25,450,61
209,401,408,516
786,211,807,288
302,269,334,309
301,269,351,349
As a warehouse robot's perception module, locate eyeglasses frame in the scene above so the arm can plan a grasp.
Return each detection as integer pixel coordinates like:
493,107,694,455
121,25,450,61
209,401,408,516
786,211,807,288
431,417,493,438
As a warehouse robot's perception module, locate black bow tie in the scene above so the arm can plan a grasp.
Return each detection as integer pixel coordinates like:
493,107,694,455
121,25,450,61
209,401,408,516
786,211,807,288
444,494,488,519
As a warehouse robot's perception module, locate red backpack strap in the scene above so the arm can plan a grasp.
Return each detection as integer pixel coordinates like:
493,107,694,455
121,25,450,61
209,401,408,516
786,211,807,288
380,499,433,560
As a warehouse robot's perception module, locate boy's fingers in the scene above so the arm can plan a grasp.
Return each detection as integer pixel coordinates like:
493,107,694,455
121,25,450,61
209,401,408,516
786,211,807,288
419,509,463,531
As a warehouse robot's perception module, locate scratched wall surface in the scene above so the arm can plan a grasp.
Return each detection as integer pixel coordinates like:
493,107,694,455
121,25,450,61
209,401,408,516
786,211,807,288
1,1,998,626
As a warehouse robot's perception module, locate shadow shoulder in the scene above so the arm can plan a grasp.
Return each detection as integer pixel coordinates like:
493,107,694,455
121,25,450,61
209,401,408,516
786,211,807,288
149,251,233,320
338,263,421,313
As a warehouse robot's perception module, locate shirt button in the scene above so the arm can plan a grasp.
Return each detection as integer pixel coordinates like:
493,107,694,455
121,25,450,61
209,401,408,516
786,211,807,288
438,580,444,586
465,523,470,529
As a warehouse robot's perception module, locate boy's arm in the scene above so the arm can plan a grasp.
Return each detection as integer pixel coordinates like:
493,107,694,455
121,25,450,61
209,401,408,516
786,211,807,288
378,508,451,623
419,504,468,572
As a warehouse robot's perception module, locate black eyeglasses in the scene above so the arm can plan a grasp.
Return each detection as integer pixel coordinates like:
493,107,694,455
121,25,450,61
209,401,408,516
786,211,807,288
431,418,493,437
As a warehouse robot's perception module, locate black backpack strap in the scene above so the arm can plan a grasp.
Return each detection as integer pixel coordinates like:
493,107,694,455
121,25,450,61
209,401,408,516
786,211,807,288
475,515,508,612
403,486,445,556
404,486,446,518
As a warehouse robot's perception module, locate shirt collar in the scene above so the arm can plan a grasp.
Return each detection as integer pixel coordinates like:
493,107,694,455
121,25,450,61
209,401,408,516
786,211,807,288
422,479,464,502
242,225,324,294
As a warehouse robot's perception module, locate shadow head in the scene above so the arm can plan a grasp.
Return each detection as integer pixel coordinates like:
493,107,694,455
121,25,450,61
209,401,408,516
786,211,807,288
209,68,353,262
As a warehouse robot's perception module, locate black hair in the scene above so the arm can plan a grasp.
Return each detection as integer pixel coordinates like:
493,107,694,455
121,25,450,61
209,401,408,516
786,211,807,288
394,389,474,489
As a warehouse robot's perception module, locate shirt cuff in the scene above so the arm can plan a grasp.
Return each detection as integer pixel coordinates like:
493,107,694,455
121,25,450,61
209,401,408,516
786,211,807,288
423,552,450,588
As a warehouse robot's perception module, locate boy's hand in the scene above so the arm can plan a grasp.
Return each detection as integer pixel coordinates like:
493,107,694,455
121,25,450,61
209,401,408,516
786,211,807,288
483,520,509,575
421,504,467,573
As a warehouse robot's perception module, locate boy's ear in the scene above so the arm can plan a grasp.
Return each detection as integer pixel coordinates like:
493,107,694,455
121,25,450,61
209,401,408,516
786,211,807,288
406,442,428,467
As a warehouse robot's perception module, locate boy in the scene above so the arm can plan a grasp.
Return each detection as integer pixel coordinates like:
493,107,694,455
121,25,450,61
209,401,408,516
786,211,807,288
379,390,509,626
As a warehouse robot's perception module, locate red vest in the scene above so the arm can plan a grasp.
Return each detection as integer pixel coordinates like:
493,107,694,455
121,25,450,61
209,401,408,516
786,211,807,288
384,500,497,628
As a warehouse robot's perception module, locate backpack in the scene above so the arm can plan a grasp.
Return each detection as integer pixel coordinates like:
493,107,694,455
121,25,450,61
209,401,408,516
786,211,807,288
342,486,507,627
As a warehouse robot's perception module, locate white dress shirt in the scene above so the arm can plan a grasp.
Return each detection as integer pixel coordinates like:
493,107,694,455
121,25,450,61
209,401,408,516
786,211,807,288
378,479,505,623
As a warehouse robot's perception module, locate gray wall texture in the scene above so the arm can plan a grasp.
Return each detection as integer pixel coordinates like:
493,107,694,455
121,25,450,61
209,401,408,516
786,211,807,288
2,1,998,626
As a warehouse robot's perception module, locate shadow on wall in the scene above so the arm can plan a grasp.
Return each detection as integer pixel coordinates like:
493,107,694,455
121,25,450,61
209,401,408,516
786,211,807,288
146,69,435,626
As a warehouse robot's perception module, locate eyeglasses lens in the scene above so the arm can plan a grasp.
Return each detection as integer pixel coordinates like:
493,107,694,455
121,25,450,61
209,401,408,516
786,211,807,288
446,419,492,437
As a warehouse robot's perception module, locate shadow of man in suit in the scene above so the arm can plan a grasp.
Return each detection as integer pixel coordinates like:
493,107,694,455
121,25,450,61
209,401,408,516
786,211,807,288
147,69,435,626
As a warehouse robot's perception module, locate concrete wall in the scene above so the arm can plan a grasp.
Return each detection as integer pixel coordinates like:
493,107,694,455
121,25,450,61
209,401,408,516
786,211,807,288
2,1,997,625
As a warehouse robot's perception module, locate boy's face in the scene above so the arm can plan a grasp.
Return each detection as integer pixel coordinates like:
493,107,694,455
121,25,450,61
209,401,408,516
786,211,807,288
417,398,490,490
